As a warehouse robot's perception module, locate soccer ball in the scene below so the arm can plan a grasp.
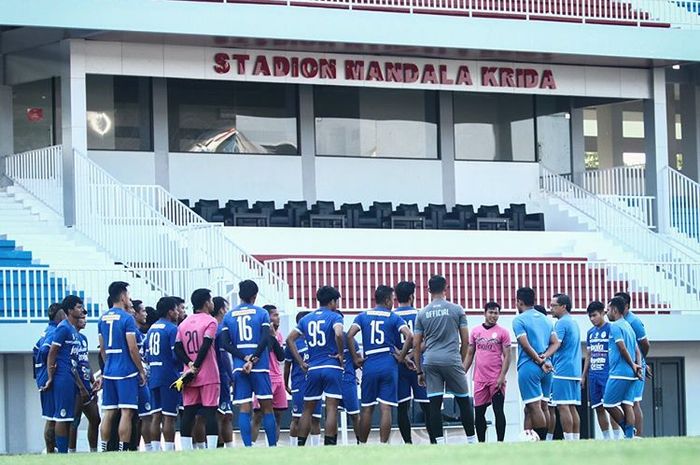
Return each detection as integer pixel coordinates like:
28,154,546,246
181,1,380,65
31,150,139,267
519,430,541,442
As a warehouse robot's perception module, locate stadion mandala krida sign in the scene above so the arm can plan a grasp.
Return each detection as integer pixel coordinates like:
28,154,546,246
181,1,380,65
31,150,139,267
212,51,557,91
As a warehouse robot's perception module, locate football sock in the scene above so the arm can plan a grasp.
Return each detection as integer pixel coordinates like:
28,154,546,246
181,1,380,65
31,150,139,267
207,435,219,449
492,391,507,442
289,436,297,447
180,437,193,450
324,435,337,446
68,448,76,453
262,413,277,447
195,442,206,449
397,401,412,444
239,412,252,447
613,429,623,440
602,430,611,440
90,448,98,452
297,436,307,446
311,434,321,446
164,442,175,451
144,443,153,451
151,441,161,451
100,440,108,452
564,433,575,441
467,435,477,444
225,441,235,448
118,441,127,452
534,427,548,441
574,433,580,440
435,436,446,445
55,436,68,453
546,433,554,441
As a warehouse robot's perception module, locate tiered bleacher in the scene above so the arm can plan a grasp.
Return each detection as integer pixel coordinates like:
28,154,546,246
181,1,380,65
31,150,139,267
182,199,545,230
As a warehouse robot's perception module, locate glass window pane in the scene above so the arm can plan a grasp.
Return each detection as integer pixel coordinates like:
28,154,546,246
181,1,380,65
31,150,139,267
454,93,535,162
86,75,152,151
622,111,644,139
168,80,298,155
12,79,55,153
314,86,438,158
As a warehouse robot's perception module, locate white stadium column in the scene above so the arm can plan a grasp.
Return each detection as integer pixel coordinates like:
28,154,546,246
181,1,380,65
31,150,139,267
644,67,671,234
299,84,317,203
439,91,456,208
679,82,700,182
60,38,88,227
596,104,624,169
570,107,586,186
153,77,170,189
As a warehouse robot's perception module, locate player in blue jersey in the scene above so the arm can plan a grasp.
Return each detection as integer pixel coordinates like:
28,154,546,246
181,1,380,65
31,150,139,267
130,300,154,451
286,286,345,446
146,297,180,451
212,296,235,448
34,303,65,453
220,280,277,447
512,287,560,441
603,297,643,439
582,301,622,440
393,281,433,444
615,291,650,437
44,295,85,453
341,329,361,443
348,285,412,444
549,293,582,441
98,281,146,452
284,311,323,447
69,316,101,452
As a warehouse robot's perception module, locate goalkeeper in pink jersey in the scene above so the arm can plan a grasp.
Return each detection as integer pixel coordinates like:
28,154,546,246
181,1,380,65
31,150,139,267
174,289,220,450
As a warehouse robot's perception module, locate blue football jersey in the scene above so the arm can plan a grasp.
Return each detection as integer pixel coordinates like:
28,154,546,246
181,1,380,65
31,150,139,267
33,322,58,388
343,333,359,382
552,314,582,378
394,306,417,349
608,319,638,379
624,312,648,353
295,308,344,370
587,323,611,377
76,332,92,390
222,304,271,372
98,307,139,379
216,324,234,385
351,308,407,364
146,318,180,388
51,319,80,378
284,337,309,391
512,308,554,369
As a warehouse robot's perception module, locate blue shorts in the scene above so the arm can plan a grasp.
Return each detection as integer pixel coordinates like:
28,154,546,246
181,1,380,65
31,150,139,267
588,375,608,408
102,377,139,410
603,378,636,408
52,375,77,422
517,362,553,404
41,390,55,420
218,382,232,414
633,374,645,402
233,371,272,405
340,378,360,415
138,383,152,416
361,359,398,407
398,366,428,404
292,388,322,418
551,377,581,406
304,367,343,401
150,384,180,416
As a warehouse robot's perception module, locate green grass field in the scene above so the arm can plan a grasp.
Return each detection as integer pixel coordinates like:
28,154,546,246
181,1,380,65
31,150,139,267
1,437,699,465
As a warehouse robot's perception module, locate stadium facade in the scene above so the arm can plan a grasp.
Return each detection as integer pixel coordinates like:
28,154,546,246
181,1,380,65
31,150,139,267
1,0,700,452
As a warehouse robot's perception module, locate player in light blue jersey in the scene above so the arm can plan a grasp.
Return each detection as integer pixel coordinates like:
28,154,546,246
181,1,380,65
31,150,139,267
348,285,412,444
284,311,323,447
287,286,345,446
147,297,180,451
393,281,433,444
512,287,560,441
603,297,643,439
220,280,277,447
34,303,65,453
615,291,650,437
549,293,582,441
582,301,621,440
98,281,146,452
45,295,85,453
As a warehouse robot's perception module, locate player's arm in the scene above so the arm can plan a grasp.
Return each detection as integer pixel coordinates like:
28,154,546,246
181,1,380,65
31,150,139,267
283,359,292,395
515,333,544,365
286,329,307,370
497,343,511,388
251,323,271,362
582,347,591,388
540,331,561,361
463,344,475,373
217,332,235,381
97,333,106,371
346,324,363,367
412,331,425,386
269,334,285,362
219,327,248,361
616,339,640,375
638,337,650,358
126,332,146,385
395,325,413,363
44,344,59,391
333,323,345,366
459,326,470,365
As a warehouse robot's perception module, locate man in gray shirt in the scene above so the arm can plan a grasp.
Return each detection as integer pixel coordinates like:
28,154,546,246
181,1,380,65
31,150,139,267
413,275,476,445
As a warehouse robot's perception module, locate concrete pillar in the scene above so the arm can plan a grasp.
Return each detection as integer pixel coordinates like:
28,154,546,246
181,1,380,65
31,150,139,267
298,85,316,203
570,107,586,186
60,39,87,227
679,83,700,182
644,68,671,233
152,78,170,189
596,104,624,169
0,60,13,185
439,91,456,207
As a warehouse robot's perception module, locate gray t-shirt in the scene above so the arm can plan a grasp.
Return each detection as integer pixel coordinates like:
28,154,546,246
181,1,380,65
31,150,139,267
415,298,468,366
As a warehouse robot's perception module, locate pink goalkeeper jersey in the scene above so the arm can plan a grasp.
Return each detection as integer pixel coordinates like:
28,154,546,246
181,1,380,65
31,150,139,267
269,330,284,382
470,323,511,383
176,312,219,387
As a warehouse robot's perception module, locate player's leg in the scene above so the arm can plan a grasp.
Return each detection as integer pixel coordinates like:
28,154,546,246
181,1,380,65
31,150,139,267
44,419,56,453
358,367,378,443
377,369,398,444
159,386,179,450
53,380,77,453
252,372,277,447
40,389,57,453
518,364,547,439
99,379,118,451
445,365,476,442
297,399,317,444
633,400,644,436
200,384,221,449
192,414,206,448
180,404,200,450
233,372,254,446
491,389,506,442
68,394,82,452
594,406,611,439
571,405,581,440
114,377,138,450
603,378,632,438
324,396,340,444
217,388,234,448
397,400,412,443
289,390,303,446
424,365,446,444
411,374,434,443
621,402,636,439
340,378,360,443
138,384,153,450
417,402,434,443
250,406,262,444
272,380,288,442
473,381,489,442
83,398,101,451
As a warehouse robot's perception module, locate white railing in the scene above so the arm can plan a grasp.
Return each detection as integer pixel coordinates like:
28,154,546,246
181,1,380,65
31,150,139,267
583,165,646,196
666,166,700,248
0,266,171,322
3,145,63,215
265,257,700,313
540,165,700,296
196,0,700,28
598,194,655,228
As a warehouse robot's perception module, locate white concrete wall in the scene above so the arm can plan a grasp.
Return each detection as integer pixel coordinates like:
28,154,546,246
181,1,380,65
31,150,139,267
454,161,540,209
88,151,156,185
